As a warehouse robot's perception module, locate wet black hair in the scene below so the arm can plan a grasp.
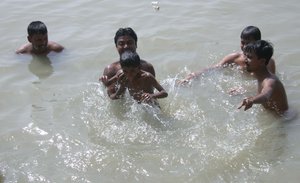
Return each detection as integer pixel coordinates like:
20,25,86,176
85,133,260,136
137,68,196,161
120,51,141,68
27,21,47,36
244,40,273,65
240,26,261,40
114,27,138,45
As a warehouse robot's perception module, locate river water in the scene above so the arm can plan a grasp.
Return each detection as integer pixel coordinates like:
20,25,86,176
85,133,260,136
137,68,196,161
1,0,300,182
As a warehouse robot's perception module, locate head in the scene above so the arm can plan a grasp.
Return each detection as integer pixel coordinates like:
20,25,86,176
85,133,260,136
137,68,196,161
27,21,48,52
243,40,273,72
120,51,141,80
114,27,138,55
240,26,261,51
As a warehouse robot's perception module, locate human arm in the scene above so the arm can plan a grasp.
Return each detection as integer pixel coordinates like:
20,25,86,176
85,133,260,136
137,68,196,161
109,81,126,100
100,63,126,98
238,79,275,110
101,70,124,87
49,41,64,52
178,53,239,85
140,75,168,103
141,60,156,77
177,66,219,85
15,43,31,54
109,70,128,100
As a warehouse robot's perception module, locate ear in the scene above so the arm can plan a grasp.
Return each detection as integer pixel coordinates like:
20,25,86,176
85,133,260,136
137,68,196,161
260,58,267,65
27,36,32,43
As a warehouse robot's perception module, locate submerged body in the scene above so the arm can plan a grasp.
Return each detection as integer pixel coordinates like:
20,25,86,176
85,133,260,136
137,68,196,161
100,28,155,99
111,51,167,106
238,40,289,116
16,21,64,55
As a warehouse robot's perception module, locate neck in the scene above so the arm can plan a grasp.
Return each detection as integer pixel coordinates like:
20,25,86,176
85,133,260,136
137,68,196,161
252,67,271,80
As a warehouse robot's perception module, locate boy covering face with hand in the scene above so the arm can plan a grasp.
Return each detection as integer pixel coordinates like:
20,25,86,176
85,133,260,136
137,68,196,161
110,51,167,106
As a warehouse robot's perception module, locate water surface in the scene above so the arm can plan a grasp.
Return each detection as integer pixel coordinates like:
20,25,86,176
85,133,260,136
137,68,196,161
0,0,300,182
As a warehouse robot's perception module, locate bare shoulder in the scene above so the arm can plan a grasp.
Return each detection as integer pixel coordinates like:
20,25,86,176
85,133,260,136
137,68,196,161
48,41,64,52
16,43,31,54
140,59,153,66
140,59,155,76
103,61,121,77
141,70,155,79
262,74,278,86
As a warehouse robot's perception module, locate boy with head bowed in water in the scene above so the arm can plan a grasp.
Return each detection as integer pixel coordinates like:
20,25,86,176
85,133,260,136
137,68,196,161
179,26,276,84
110,51,167,106
16,21,64,55
100,27,155,99
238,40,288,116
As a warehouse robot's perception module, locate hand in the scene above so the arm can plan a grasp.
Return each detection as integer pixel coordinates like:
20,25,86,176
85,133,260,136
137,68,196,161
100,75,109,86
116,70,126,84
140,93,154,103
177,78,190,86
238,97,254,111
176,73,196,86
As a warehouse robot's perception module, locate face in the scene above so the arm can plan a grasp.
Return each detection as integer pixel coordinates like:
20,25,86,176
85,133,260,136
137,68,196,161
116,35,137,55
240,37,256,51
244,51,263,72
28,34,48,52
122,66,140,80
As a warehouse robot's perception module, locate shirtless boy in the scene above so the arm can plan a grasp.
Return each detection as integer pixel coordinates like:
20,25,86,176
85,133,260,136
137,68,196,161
100,27,155,99
179,26,276,84
16,21,64,55
238,40,288,116
110,51,168,105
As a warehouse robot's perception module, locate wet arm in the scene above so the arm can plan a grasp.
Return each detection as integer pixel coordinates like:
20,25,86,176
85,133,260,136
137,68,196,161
110,83,126,100
238,80,274,110
151,78,168,99
100,66,120,97
15,43,30,54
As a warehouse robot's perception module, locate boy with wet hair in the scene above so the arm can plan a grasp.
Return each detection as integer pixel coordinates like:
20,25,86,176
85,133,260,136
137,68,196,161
110,51,167,105
179,26,276,84
16,21,64,55
114,27,138,46
238,40,288,116
100,27,155,99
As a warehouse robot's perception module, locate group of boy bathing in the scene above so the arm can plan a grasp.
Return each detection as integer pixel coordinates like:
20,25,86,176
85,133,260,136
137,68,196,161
17,21,289,117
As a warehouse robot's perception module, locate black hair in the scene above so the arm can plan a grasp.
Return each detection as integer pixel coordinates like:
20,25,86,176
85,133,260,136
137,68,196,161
240,26,261,40
114,27,138,45
244,40,273,65
120,51,141,68
27,21,47,36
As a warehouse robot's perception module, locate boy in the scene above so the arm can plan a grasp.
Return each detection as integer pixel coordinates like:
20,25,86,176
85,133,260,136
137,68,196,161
238,40,288,116
16,21,64,55
100,27,155,99
110,51,168,106
179,26,276,84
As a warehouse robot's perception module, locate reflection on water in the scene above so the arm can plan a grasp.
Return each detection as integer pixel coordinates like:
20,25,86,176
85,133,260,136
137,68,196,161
28,56,53,79
0,173,4,183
